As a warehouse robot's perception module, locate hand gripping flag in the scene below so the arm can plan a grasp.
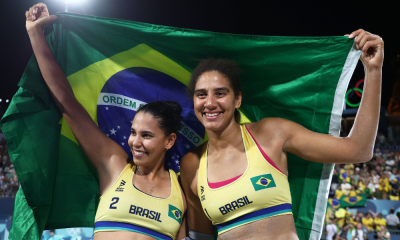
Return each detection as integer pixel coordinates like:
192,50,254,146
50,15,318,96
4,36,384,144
0,13,360,240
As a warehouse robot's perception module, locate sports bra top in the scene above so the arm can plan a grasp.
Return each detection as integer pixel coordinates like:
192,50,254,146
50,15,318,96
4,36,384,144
197,124,292,235
94,161,184,240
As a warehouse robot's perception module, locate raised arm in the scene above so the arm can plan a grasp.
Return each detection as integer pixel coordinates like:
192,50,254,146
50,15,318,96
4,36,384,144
26,3,128,192
250,30,383,165
282,29,383,163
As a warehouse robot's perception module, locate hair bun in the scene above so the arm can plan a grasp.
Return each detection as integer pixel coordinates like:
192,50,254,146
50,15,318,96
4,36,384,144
165,101,183,115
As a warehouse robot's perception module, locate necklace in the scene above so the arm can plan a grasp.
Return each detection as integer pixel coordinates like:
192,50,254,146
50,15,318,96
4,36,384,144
136,166,165,195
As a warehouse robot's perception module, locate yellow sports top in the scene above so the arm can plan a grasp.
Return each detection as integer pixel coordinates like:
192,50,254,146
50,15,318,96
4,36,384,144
94,161,184,240
197,124,292,235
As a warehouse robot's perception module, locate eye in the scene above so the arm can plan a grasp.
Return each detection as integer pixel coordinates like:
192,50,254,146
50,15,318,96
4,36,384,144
143,134,151,138
215,91,226,97
130,130,136,136
196,92,207,98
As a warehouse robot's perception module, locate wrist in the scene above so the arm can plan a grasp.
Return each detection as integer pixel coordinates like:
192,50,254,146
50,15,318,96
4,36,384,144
364,66,382,74
27,25,44,37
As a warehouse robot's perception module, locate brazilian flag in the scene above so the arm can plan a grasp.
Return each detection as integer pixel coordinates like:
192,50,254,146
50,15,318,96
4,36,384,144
339,194,367,208
0,13,360,240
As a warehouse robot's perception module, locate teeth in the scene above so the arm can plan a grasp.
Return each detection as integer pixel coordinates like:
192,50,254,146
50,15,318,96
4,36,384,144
205,113,219,117
134,151,145,155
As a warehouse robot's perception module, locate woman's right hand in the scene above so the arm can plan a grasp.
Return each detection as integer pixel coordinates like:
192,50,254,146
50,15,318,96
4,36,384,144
26,3,59,33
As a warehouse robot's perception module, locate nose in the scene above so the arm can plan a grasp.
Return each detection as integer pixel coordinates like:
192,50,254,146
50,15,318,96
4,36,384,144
128,134,142,150
204,95,217,110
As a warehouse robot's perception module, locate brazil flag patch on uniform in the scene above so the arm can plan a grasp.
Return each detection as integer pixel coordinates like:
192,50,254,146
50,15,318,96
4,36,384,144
250,174,276,191
168,204,182,224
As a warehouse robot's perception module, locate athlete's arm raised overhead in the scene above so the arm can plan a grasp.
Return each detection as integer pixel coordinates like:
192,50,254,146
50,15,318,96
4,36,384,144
26,3,127,193
253,29,383,164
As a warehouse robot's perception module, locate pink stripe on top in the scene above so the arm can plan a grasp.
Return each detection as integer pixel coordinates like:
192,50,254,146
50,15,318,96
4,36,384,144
245,125,286,175
208,174,243,189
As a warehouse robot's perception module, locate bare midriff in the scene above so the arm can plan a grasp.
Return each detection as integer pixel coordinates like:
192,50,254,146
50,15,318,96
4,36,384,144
94,231,158,240
218,214,299,240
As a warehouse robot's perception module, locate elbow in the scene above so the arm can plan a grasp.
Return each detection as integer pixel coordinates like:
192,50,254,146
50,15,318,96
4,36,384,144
350,148,373,163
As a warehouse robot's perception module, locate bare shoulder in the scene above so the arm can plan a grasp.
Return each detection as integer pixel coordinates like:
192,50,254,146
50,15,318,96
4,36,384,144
247,117,294,136
180,142,206,181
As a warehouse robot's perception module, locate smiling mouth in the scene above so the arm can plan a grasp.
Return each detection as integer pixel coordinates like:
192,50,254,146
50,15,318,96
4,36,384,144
203,112,222,117
132,150,148,156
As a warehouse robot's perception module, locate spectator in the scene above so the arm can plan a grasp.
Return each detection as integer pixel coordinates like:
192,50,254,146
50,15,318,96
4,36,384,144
380,225,390,240
362,213,374,232
337,223,350,240
349,185,358,197
371,170,380,189
389,178,399,200
377,132,386,145
386,158,396,167
326,218,337,240
352,222,367,240
374,213,387,231
335,185,346,200
341,179,352,195
376,166,383,176
389,168,398,181
331,168,339,191
376,181,389,199
376,148,382,158
386,209,400,230
367,179,376,194
354,167,361,183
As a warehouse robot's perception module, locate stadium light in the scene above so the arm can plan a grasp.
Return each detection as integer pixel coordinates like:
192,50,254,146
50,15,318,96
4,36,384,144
58,0,87,12
0,99,2,102
6,99,9,103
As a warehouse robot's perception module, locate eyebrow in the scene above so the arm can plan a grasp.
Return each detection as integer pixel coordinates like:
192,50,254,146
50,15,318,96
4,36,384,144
194,87,230,94
131,128,154,135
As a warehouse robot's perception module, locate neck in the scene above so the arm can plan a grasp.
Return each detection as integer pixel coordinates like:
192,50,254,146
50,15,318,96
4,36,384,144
206,118,242,151
135,157,167,181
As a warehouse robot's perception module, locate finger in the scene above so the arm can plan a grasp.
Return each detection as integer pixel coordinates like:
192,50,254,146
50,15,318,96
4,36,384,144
349,29,364,39
358,33,372,50
362,39,383,54
25,11,30,20
355,31,369,50
29,7,36,20
36,3,47,12
360,34,381,50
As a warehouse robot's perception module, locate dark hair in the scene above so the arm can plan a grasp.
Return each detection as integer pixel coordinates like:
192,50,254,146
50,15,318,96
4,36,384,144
189,58,242,123
137,101,183,136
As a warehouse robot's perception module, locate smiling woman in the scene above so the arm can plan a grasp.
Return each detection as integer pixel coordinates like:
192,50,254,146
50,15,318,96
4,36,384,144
181,28,384,240
25,3,188,240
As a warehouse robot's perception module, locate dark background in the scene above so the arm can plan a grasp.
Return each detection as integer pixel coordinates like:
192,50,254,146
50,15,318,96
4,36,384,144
1,0,399,115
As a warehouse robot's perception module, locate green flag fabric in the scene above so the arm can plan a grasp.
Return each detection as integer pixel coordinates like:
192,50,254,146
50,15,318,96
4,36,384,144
0,13,360,240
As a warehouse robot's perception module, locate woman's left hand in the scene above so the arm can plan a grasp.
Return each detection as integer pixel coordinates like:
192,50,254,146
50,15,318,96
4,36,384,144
348,29,384,70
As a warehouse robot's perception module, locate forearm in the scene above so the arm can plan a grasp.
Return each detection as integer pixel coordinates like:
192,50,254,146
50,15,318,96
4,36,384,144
347,67,381,161
27,27,76,110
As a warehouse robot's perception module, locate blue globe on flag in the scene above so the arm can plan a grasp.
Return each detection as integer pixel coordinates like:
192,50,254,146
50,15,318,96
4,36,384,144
97,67,205,172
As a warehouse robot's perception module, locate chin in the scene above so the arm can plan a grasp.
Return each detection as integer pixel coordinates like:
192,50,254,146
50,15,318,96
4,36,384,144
203,122,225,132
133,157,147,165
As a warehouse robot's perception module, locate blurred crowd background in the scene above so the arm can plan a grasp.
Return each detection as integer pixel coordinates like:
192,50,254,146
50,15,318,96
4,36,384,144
323,131,400,240
0,128,18,199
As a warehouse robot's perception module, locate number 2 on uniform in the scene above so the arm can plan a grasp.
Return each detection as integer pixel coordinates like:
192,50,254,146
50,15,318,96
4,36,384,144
110,197,119,209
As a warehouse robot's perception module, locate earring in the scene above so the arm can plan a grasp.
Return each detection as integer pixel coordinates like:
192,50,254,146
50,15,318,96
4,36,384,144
166,147,169,150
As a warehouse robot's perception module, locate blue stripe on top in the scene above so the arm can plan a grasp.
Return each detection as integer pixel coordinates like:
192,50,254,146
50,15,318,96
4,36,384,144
216,203,292,233
94,221,172,240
